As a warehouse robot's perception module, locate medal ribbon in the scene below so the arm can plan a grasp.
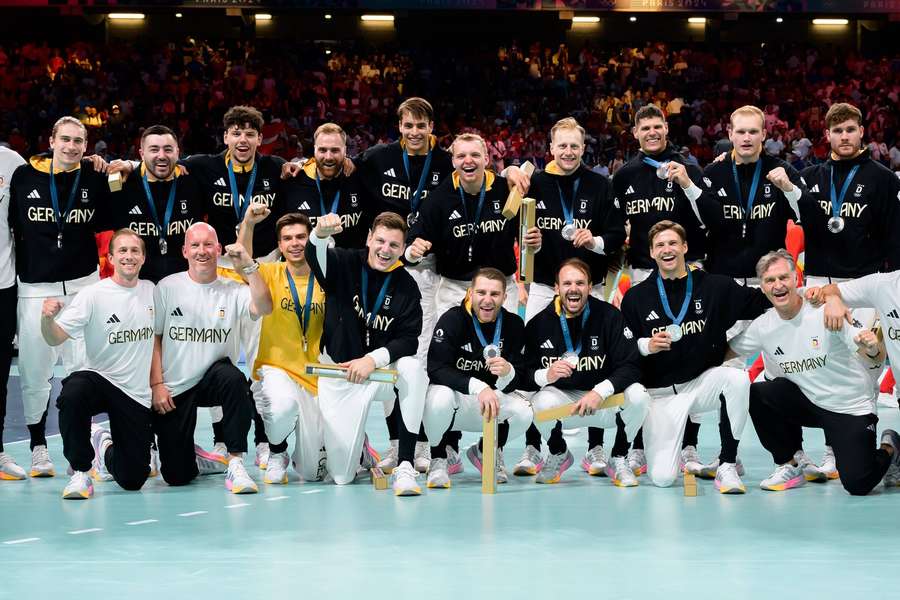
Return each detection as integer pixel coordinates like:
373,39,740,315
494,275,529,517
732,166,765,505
48,159,82,241
401,147,433,216
559,300,591,355
829,164,860,223
141,172,177,246
226,159,258,224
556,177,581,226
285,267,315,343
656,269,693,327
730,158,762,233
314,170,341,216
471,309,503,351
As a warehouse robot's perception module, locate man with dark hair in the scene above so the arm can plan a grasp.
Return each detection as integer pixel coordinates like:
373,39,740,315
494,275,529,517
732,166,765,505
8,116,110,478
41,229,155,499
620,220,770,492
524,258,650,485
307,211,426,495
422,267,531,488
107,125,205,283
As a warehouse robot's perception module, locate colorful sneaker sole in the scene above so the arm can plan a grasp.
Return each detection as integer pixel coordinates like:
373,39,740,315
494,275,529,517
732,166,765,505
715,481,746,494
761,476,804,491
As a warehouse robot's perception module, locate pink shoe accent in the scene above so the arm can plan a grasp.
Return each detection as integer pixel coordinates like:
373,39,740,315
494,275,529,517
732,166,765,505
195,444,228,465
364,438,381,463
447,462,463,476
580,458,591,472
558,454,574,476
782,475,804,490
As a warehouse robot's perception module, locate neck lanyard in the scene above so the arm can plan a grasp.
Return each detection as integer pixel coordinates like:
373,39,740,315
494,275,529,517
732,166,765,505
556,177,581,226
401,147,433,217
314,170,341,217
730,158,763,239
285,267,315,352
360,266,393,348
828,164,860,232
48,159,82,249
141,172,178,255
472,309,503,360
657,269,693,327
226,158,258,231
559,301,591,356
457,179,487,263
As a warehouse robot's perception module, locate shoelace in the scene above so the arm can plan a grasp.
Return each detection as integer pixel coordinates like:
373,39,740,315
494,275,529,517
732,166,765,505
0,453,16,467
612,456,628,473
681,447,700,463
587,446,607,464
523,446,541,463
33,446,50,464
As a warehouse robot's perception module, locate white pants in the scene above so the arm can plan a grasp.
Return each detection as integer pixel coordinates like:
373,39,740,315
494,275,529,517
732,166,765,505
422,385,532,445
643,366,750,487
318,355,426,485
251,366,323,481
17,295,86,425
524,282,605,323
531,383,650,444
408,257,439,362
435,275,519,321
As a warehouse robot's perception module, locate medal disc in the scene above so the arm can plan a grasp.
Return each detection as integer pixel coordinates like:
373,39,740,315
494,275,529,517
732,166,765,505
407,212,418,227
562,351,579,368
159,238,168,255
656,163,670,180
483,344,500,360
561,223,577,241
827,216,844,234
665,324,683,342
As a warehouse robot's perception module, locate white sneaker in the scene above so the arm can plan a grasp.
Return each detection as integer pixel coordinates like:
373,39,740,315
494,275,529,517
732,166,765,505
195,444,228,475
90,424,114,482
414,441,430,473
820,446,839,480
225,458,258,494
376,440,398,474
795,449,827,483
626,448,646,476
264,451,289,484
698,457,746,479
0,452,26,480
30,445,55,478
760,462,806,491
681,445,703,475
496,449,508,484
426,457,451,489
714,462,746,494
391,461,421,496
535,450,574,484
513,445,544,476
606,456,638,487
581,445,609,476
881,429,900,488
255,442,270,470
465,444,507,484
446,445,463,475
62,470,94,500
149,446,159,478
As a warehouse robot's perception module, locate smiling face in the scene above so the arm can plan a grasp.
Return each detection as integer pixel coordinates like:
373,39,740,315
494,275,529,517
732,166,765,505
314,132,346,180
452,139,488,189
278,223,310,268
223,124,260,165
650,229,688,277
633,116,668,155
108,233,145,281
399,111,433,155
729,113,765,162
183,224,221,281
470,276,506,323
366,225,405,272
50,122,87,170
549,128,584,174
555,264,591,316
826,118,864,159
760,257,797,312
140,133,179,180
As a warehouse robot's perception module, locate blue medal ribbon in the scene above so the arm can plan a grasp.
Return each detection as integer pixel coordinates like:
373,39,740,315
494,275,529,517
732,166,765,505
730,158,763,237
401,147,433,217
642,156,666,170
226,158,258,224
458,179,487,261
829,164,860,223
360,266,393,347
656,269,693,327
141,172,177,246
314,170,341,217
558,300,591,355
285,267,315,345
556,177,581,226
48,159,82,246
471,309,503,351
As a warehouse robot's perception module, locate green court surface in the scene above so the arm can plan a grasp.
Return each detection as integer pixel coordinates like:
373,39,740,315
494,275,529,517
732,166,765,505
1,404,898,599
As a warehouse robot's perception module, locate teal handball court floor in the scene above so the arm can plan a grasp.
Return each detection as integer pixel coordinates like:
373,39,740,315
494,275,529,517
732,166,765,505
1,363,898,599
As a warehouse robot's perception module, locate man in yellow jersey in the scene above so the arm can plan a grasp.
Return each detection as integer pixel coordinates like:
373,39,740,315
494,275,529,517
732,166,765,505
237,205,327,484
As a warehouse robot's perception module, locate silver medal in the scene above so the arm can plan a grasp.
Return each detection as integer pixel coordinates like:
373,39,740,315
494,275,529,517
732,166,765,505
407,212,418,227
483,344,500,360
562,351,579,368
159,238,168,255
665,324,683,342
561,223,577,241
827,216,844,234
656,163,670,180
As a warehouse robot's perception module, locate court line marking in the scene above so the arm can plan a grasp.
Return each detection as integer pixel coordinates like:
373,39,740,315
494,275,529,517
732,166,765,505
301,489,323,495
225,503,250,509
68,528,102,535
178,511,207,517
3,537,40,545
126,519,158,526
266,495,289,501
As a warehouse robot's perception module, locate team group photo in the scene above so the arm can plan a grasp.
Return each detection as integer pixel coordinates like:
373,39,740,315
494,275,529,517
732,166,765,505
1,2,899,598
